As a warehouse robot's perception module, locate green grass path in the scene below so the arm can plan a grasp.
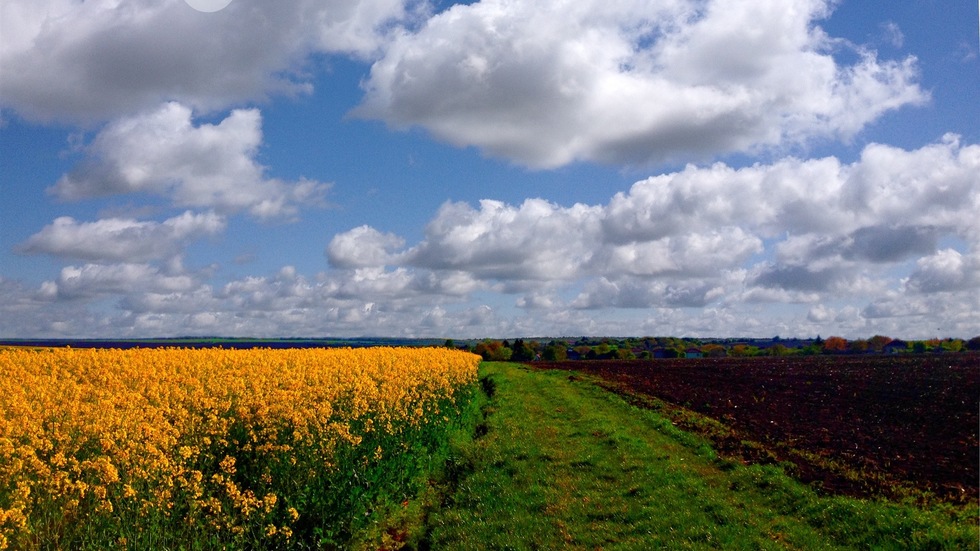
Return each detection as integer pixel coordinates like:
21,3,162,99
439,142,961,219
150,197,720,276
421,363,976,550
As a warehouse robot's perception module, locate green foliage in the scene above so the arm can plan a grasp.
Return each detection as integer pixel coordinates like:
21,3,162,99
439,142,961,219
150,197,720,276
542,343,567,361
615,347,635,360
473,340,513,361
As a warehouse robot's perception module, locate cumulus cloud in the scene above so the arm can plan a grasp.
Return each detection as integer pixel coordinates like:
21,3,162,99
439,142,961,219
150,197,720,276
404,199,603,281
0,0,416,122
842,135,980,236
49,103,329,219
355,0,927,168
317,136,979,334
47,263,198,300
18,211,224,262
571,277,727,310
905,249,980,294
4,137,977,339
326,225,406,268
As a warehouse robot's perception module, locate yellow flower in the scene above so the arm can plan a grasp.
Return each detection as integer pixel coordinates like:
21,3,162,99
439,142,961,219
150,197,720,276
219,455,236,475
0,346,480,546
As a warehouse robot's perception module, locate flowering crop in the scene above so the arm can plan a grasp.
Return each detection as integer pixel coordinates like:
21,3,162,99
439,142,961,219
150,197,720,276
0,346,480,549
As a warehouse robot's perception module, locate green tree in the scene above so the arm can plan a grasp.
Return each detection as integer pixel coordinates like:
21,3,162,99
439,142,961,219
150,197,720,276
616,348,636,360
730,344,758,357
768,344,790,356
542,344,567,361
511,339,535,361
942,339,964,353
474,340,513,361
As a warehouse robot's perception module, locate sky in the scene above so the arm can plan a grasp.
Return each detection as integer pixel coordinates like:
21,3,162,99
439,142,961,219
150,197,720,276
1,0,978,340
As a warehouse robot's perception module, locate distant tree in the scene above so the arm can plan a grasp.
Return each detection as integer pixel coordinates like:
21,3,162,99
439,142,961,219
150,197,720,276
542,344,567,361
942,339,964,353
867,335,892,352
444,339,456,349
822,336,848,353
616,348,635,360
912,341,928,353
801,344,822,355
511,339,535,361
848,339,869,354
474,340,512,361
594,343,614,359
701,344,727,358
730,344,756,357
967,336,980,351
768,344,790,356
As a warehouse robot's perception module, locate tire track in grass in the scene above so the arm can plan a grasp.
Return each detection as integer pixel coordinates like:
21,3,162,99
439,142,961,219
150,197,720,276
422,363,976,550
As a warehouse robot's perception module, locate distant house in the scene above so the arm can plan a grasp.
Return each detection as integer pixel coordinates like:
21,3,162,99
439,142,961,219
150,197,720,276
883,340,908,354
685,348,703,359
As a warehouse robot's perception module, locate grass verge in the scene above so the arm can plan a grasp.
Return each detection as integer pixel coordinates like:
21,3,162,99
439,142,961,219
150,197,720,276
419,363,978,550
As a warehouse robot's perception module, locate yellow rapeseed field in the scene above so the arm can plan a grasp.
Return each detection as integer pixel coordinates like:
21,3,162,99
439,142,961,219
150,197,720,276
0,346,480,549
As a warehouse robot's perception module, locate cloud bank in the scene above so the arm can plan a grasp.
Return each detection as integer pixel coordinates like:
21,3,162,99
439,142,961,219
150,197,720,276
6,137,977,339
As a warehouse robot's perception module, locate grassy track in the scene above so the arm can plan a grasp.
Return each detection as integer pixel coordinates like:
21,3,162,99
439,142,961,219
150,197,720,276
420,363,977,550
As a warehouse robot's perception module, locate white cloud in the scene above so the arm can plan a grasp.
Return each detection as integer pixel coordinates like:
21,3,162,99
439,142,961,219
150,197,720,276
18,211,224,262
593,227,762,278
878,21,905,49
50,102,329,219
806,304,833,322
905,249,980,294
48,263,198,300
355,0,927,168
405,198,603,282
326,225,406,268
4,137,978,340
314,137,979,335
0,0,416,122
842,135,980,238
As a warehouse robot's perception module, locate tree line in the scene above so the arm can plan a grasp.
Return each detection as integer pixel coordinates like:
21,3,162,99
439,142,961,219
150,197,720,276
447,335,980,361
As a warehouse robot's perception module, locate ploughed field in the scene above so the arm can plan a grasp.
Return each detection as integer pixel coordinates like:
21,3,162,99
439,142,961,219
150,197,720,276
534,353,979,503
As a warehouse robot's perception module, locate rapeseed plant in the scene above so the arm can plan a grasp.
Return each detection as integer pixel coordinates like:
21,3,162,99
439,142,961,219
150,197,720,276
0,346,479,549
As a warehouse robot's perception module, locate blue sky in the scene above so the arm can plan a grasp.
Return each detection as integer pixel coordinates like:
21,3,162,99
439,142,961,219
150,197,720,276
1,0,978,340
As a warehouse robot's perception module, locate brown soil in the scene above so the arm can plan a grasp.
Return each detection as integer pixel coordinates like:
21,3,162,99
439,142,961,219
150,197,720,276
532,353,979,503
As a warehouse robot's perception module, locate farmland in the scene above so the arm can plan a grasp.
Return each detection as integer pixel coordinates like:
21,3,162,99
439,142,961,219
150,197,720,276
535,353,980,503
426,362,978,549
1,347,976,549
0,347,480,550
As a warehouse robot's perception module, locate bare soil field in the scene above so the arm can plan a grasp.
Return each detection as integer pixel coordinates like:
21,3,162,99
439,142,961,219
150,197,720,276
533,353,979,503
